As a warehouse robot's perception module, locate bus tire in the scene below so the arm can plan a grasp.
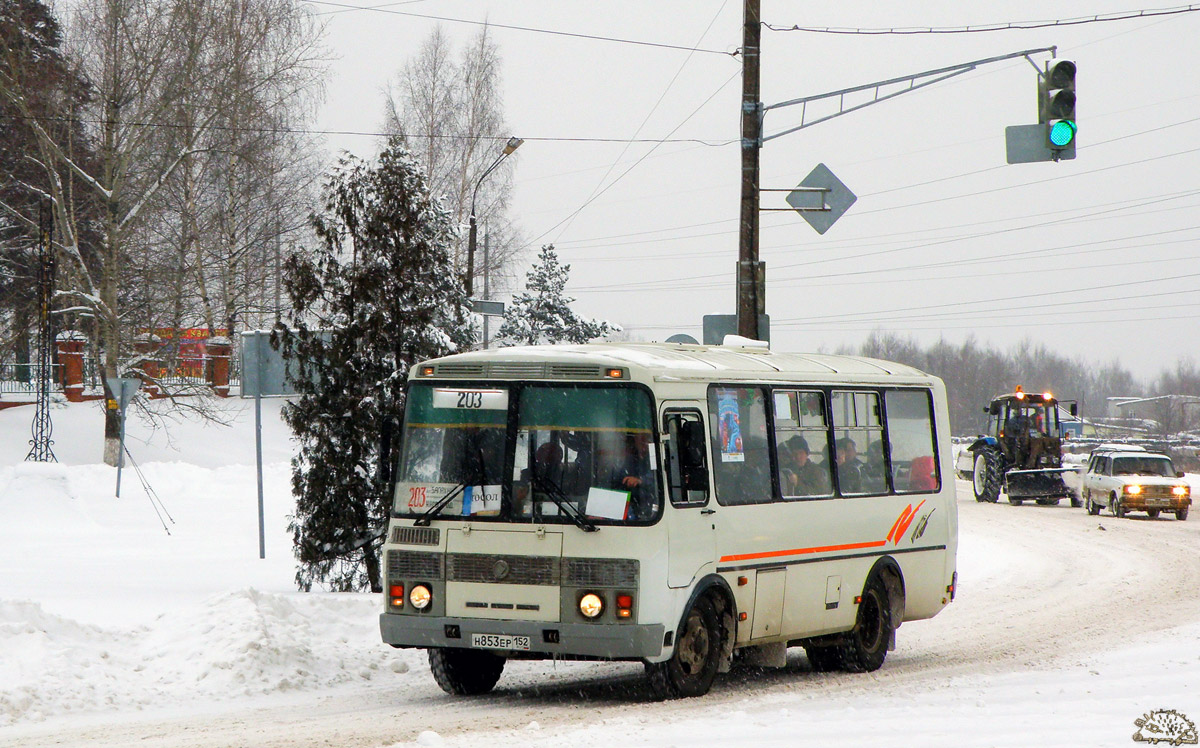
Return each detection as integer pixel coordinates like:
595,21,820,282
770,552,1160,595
803,644,842,673
427,647,505,696
838,575,892,673
1177,506,1189,521
1147,509,1160,519
646,595,721,699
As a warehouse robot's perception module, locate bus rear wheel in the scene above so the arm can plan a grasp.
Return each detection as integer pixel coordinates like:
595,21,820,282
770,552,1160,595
428,647,505,696
803,644,842,672
646,595,721,699
838,575,892,673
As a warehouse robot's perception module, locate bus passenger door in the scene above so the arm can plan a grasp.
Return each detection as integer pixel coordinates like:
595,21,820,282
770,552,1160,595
662,408,716,588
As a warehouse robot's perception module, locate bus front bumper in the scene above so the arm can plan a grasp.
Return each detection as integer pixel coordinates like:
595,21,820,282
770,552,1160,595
380,613,666,660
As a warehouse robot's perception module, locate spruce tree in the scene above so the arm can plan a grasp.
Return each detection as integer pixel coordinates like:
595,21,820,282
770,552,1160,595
276,137,473,592
496,244,618,346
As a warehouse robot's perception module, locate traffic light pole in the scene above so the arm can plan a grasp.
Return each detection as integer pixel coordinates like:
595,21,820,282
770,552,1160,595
737,45,1058,341
737,0,763,341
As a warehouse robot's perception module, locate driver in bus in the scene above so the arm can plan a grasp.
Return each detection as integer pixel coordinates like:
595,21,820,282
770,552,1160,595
609,432,658,520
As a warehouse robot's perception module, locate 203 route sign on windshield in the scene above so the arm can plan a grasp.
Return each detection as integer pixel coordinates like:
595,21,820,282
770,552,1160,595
432,388,508,411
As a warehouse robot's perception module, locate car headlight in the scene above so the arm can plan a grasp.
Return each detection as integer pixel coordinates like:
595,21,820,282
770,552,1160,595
579,592,604,618
409,584,432,610
1124,484,1143,495
1173,485,1190,496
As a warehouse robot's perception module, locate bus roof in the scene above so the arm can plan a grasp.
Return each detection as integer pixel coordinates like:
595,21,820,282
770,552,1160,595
412,342,934,383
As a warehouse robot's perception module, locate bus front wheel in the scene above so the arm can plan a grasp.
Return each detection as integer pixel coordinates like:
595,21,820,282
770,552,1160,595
428,647,505,696
646,595,722,699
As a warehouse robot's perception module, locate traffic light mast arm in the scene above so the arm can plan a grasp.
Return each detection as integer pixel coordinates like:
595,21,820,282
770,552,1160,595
761,46,1056,143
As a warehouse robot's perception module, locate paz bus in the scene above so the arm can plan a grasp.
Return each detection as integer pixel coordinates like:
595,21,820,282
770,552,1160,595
379,340,958,699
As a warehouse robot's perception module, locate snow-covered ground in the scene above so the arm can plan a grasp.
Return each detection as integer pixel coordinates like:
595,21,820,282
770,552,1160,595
2,398,1199,748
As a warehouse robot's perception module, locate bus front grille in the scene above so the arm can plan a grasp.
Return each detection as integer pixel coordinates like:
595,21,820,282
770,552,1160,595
387,550,444,579
391,526,440,546
447,553,559,585
548,364,604,379
562,558,639,588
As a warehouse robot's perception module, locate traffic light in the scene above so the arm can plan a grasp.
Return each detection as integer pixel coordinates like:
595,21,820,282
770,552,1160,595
1039,60,1076,151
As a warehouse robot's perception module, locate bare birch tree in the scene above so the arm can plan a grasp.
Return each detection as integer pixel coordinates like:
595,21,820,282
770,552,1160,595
383,25,523,296
0,0,326,463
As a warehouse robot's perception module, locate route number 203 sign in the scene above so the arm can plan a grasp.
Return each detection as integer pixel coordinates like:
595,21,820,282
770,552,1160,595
432,388,508,411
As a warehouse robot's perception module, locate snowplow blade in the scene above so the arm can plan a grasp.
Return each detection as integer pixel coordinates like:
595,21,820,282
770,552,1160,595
1005,468,1071,499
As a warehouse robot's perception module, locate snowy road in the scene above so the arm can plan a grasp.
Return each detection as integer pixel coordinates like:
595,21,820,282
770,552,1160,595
7,480,1200,748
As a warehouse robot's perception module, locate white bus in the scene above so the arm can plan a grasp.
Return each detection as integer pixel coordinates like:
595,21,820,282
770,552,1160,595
380,341,958,699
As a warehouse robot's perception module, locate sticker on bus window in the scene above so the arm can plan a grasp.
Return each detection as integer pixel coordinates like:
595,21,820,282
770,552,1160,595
432,388,508,411
585,487,630,520
716,389,744,463
462,485,502,516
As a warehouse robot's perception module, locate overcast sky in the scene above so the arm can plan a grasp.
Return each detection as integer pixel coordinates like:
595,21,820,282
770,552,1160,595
309,1,1199,383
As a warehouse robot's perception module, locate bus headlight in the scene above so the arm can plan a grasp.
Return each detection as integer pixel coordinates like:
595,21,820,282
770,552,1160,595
1173,485,1190,496
579,593,604,618
1124,485,1143,495
409,584,432,610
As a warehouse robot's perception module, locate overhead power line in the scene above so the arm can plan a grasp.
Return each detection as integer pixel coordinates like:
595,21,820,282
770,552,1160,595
763,4,1200,35
304,1,739,56
0,113,734,146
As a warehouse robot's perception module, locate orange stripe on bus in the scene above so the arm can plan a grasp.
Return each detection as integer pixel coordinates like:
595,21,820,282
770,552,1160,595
886,506,912,544
720,540,888,563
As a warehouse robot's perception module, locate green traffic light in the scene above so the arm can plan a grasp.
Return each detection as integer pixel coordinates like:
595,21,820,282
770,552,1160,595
1049,120,1077,147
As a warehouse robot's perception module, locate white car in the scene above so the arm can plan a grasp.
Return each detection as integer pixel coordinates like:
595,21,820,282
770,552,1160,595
1080,448,1191,520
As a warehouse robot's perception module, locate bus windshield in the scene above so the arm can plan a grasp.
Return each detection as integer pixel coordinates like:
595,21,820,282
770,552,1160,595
394,383,661,525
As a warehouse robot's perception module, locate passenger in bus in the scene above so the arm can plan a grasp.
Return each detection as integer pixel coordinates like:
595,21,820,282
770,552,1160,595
609,432,658,519
779,435,829,496
836,436,866,493
516,442,564,508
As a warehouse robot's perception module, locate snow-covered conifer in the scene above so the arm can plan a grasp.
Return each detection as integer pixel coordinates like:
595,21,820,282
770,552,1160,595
495,244,618,346
276,137,473,592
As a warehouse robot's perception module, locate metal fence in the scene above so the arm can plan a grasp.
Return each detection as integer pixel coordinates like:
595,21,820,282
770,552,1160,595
0,363,62,394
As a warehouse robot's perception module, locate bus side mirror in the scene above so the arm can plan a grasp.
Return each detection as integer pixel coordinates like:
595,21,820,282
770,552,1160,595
1070,404,1078,416
678,420,709,491
1177,471,1186,479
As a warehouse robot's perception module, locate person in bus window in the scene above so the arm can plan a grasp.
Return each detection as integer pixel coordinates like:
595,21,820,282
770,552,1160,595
836,436,865,494
609,432,658,519
516,442,563,507
779,435,828,496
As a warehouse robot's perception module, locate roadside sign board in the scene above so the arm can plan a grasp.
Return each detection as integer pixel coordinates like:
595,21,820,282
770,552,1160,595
1005,123,1076,164
469,299,505,316
787,163,857,235
702,314,770,344
104,377,141,411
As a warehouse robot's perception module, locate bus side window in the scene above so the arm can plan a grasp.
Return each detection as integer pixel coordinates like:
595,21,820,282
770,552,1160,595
885,389,940,494
708,386,772,506
664,411,709,506
831,390,888,496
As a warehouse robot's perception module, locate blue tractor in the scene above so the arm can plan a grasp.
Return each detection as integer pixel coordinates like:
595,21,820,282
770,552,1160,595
955,387,1080,506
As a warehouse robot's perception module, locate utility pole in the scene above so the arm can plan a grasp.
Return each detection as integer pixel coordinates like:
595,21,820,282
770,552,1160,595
737,0,763,340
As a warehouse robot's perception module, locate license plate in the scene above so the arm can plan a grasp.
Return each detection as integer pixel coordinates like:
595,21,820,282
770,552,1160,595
471,633,531,651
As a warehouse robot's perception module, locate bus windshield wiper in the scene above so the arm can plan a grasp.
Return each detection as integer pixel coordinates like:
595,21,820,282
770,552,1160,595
413,480,470,526
414,440,490,526
531,474,598,532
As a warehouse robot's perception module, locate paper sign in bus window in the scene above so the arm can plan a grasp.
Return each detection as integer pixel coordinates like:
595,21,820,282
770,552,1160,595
462,485,502,515
717,389,744,462
586,486,630,520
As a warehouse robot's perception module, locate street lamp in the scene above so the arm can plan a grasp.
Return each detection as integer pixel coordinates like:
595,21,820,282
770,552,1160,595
466,136,523,298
